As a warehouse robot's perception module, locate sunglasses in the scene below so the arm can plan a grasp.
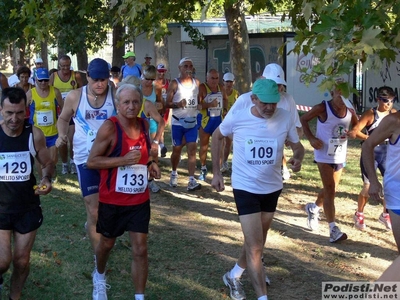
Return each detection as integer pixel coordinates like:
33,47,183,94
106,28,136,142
37,79,49,82
145,78,155,81
379,97,394,103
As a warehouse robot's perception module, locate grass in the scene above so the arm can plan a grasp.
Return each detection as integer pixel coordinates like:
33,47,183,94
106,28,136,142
1,122,397,300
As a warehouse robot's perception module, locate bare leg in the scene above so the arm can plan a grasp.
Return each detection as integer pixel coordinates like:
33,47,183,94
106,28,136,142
84,193,101,252
10,230,38,299
129,232,148,294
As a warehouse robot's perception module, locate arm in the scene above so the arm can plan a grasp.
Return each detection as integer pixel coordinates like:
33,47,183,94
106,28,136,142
0,73,9,89
165,79,178,108
48,72,55,86
86,120,141,169
287,141,305,172
32,126,54,195
26,90,33,106
361,115,398,202
300,103,326,150
354,110,373,140
56,89,79,147
220,83,228,115
75,72,84,88
210,127,226,192
54,87,64,111
144,100,165,156
346,110,360,139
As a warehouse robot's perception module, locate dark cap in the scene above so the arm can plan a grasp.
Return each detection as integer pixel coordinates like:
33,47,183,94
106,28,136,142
87,58,110,80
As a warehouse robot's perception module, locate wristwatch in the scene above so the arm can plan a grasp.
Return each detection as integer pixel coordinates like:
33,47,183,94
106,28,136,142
152,140,159,144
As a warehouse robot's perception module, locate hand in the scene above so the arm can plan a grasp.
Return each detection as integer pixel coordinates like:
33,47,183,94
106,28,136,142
368,181,384,204
310,137,323,150
211,98,218,108
34,177,52,195
124,150,142,165
287,158,302,173
148,163,161,179
180,99,187,108
346,129,357,139
211,173,225,192
56,135,68,148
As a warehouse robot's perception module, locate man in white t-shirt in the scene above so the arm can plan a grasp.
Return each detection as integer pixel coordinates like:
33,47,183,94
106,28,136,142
211,79,304,300
227,63,303,180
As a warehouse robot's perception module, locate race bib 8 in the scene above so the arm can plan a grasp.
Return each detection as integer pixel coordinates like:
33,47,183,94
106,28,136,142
36,110,54,126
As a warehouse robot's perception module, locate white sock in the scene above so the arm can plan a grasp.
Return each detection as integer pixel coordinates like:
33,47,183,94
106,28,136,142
95,270,105,280
258,296,268,300
135,294,145,300
171,170,177,176
230,263,245,278
329,222,337,231
310,203,318,212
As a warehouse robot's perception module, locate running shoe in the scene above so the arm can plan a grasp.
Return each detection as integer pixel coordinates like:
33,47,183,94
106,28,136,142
379,213,392,230
353,212,366,230
305,203,320,231
282,167,291,180
161,146,168,158
92,273,110,300
220,161,230,173
198,167,208,181
170,173,178,187
187,179,201,191
148,180,161,193
329,226,348,243
70,162,77,174
222,272,246,300
61,163,69,175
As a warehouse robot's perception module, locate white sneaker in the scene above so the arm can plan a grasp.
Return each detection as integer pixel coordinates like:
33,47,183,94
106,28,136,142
148,180,161,193
329,226,348,243
282,167,291,180
187,179,201,191
379,213,392,230
61,163,69,175
220,161,230,173
305,203,320,231
92,274,110,300
170,173,178,187
70,162,77,174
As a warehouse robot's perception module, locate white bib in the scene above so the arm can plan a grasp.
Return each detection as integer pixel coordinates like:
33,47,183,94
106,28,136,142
0,151,31,182
244,138,278,166
327,138,347,160
36,110,54,126
115,165,148,194
207,95,223,117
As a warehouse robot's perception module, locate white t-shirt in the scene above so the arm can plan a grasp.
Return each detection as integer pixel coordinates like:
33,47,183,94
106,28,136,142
226,91,301,128
220,106,299,194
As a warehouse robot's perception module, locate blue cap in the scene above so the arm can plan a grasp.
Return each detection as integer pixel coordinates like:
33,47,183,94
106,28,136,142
36,68,49,80
252,79,280,103
88,58,110,80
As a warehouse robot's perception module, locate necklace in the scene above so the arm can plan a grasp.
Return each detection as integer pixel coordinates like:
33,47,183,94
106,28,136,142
88,86,98,102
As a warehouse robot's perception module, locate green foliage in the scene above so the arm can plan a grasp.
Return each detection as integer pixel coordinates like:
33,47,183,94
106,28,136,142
288,0,400,96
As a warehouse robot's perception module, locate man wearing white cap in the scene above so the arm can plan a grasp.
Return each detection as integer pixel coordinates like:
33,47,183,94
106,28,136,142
211,78,304,300
227,63,303,180
220,72,239,172
31,58,44,83
165,57,202,191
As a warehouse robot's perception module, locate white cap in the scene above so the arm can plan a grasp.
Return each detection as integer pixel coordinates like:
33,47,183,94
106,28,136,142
35,58,43,63
262,63,286,85
223,72,235,81
179,57,193,66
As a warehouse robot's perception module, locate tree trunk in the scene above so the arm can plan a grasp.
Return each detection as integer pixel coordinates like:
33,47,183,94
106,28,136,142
40,41,48,68
224,1,251,94
76,50,88,85
154,35,169,69
112,23,125,68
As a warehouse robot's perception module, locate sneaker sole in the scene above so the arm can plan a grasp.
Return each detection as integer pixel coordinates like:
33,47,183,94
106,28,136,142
330,233,348,243
187,184,202,191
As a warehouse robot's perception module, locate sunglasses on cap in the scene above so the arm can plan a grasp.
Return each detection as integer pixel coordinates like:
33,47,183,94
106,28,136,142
37,79,49,82
378,97,394,103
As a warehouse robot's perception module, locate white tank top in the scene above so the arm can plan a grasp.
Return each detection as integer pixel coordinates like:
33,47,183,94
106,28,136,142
171,78,198,125
73,86,116,165
314,100,352,164
384,136,400,209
